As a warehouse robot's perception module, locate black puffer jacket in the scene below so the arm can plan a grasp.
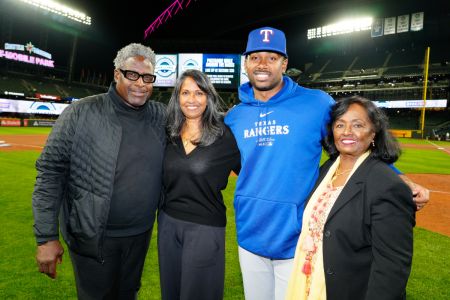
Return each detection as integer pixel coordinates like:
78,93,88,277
32,84,166,261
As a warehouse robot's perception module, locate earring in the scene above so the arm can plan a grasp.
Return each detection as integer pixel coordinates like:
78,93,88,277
372,140,375,147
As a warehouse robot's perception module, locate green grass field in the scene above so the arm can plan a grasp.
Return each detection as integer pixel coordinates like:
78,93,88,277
0,127,52,135
0,127,449,299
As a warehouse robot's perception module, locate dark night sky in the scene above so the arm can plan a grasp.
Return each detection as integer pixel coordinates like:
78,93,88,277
1,0,449,80
68,0,338,69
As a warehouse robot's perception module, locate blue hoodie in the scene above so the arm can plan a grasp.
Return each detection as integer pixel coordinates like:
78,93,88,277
225,76,334,259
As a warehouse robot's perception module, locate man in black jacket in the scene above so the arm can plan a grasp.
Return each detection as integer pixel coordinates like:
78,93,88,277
32,43,166,299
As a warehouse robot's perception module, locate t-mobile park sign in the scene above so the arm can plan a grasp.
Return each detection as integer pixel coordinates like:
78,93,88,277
0,42,54,68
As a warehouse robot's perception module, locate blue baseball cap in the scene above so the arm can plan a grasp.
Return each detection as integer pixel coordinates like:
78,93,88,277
243,27,288,57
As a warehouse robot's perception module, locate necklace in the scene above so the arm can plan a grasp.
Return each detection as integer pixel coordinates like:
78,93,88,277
334,168,352,177
331,167,353,183
182,131,200,147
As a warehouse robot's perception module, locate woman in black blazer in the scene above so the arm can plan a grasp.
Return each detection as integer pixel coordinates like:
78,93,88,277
286,96,416,300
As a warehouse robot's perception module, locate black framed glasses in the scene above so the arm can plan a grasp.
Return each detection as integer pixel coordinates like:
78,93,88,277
119,69,156,83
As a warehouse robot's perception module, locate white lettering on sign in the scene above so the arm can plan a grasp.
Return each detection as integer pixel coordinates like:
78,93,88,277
0,50,54,68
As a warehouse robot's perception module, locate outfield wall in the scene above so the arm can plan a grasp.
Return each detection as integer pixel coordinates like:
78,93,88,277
0,118,55,127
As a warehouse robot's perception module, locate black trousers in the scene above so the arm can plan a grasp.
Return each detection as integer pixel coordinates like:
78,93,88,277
69,230,151,300
158,211,225,300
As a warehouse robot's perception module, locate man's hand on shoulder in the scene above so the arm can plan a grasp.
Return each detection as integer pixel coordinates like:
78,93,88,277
36,240,64,279
399,174,430,211
411,183,430,211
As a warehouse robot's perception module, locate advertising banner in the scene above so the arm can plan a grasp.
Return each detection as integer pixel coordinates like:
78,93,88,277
154,54,177,87
411,12,424,31
24,119,56,127
0,118,21,126
373,99,447,108
390,130,412,138
35,93,61,101
203,54,240,89
371,18,384,37
384,17,396,35
178,53,203,74
396,14,410,33
178,53,241,89
0,98,69,115
1,42,55,68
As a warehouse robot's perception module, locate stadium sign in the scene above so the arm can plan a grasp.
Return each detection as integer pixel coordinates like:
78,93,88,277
0,42,55,68
0,98,68,115
154,54,177,87
178,53,203,73
23,119,56,127
0,118,21,127
203,54,240,89
35,93,61,101
373,99,447,109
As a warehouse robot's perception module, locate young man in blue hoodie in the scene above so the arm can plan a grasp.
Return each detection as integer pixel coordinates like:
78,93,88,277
224,27,429,300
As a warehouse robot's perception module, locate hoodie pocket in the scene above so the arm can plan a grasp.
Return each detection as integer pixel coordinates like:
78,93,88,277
234,195,302,258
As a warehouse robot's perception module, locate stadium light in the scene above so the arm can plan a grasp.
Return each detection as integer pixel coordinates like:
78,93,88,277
307,17,373,39
19,0,91,25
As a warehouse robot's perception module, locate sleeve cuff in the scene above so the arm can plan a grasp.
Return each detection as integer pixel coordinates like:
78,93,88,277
36,236,59,245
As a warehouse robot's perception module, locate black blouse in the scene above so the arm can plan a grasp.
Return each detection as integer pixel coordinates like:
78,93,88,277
162,125,240,227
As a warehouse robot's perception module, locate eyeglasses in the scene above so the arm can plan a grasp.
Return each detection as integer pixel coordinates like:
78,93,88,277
119,69,156,83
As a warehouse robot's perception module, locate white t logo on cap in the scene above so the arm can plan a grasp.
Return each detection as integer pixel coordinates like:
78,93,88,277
260,29,273,42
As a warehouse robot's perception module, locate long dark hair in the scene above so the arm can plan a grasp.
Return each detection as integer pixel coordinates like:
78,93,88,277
166,69,225,146
323,96,401,164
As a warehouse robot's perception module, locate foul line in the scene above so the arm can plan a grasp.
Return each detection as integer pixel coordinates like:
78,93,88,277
10,143,44,149
426,141,450,155
430,190,450,195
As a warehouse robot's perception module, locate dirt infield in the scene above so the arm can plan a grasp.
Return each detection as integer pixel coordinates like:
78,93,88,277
408,174,450,237
1,134,449,237
403,141,450,236
0,134,47,151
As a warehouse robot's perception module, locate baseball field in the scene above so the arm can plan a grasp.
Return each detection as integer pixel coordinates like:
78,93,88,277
0,127,449,299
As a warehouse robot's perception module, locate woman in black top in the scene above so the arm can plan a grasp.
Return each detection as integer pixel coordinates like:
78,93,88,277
158,69,240,300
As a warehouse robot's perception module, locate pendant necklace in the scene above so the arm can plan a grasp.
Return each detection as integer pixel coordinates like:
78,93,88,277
182,131,200,147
